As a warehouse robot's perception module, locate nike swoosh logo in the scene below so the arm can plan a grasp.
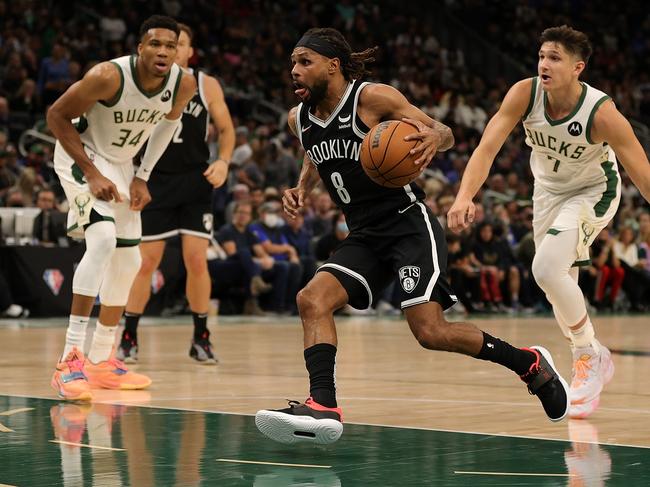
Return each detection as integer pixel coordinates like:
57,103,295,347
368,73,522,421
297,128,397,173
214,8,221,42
338,114,351,123
301,125,312,133
398,203,415,214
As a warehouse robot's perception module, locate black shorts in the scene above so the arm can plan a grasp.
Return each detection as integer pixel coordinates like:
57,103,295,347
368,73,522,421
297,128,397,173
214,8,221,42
141,169,213,241
318,202,457,310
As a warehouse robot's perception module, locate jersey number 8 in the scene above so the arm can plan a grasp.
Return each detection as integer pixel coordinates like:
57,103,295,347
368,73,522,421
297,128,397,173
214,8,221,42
331,171,351,204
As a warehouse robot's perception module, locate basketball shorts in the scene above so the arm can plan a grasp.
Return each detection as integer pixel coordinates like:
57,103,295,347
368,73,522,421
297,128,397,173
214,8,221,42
141,168,213,241
53,141,141,246
533,178,620,265
318,202,458,310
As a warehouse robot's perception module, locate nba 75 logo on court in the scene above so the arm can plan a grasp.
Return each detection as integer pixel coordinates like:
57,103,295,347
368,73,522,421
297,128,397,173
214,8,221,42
399,266,420,293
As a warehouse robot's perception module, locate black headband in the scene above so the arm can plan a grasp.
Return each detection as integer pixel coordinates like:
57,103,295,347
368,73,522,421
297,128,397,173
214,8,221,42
295,34,349,64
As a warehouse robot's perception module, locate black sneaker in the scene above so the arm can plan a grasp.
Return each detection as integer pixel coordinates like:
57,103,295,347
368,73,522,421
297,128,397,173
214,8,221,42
255,397,343,445
116,333,138,363
521,346,570,422
189,331,218,365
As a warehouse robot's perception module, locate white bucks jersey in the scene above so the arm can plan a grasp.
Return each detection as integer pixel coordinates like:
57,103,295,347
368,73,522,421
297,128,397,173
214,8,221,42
522,77,618,195
77,55,183,164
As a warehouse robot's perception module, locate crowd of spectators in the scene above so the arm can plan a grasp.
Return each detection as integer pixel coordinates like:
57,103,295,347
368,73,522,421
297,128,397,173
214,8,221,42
1,1,649,316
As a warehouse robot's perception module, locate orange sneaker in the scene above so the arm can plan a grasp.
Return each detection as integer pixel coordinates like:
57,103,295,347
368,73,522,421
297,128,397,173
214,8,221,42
85,356,152,390
50,403,92,443
51,347,92,402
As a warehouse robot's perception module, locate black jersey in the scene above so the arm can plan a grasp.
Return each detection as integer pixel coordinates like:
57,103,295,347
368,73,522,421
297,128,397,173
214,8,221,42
296,80,424,231
154,69,210,174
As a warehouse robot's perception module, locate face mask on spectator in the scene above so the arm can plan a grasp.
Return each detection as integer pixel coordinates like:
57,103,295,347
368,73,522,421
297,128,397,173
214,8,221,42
264,213,282,228
337,222,349,233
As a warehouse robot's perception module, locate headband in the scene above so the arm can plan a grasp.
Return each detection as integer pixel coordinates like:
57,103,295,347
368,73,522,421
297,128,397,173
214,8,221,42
295,34,349,64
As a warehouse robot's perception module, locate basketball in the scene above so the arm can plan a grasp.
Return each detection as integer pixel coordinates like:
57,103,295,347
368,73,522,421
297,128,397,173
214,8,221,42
360,120,421,189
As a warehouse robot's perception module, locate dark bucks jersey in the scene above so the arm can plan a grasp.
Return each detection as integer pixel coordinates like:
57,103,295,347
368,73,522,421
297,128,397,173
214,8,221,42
154,69,210,174
296,80,424,231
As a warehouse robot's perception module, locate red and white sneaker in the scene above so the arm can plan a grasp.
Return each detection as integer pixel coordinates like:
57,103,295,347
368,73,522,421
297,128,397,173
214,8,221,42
255,397,343,444
569,345,614,419
51,347,92,402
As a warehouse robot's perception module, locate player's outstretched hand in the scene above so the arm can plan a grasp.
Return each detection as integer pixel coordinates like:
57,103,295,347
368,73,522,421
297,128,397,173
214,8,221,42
204,159,229,188
87,172,122,203
282,186,304,219
447,197,475,233
129,177,152,211
402,117,441,168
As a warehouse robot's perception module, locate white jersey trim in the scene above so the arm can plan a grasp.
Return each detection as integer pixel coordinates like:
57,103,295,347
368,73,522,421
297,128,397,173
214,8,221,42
401,202,440,308
352,81,370,139
308,81,354,128
141,229,179,241
318,262,373,310
295,103,304,147
197,71,210,142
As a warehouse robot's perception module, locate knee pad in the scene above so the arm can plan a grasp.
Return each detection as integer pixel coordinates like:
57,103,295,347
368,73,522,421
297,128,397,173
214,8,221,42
99,246,142,306
72,221,117,296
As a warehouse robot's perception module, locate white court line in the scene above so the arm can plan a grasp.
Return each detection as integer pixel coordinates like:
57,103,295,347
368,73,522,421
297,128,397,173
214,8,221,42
49,440,126,451
0,407,34,416
455,470,573,477
217,458,330,469
5,392,650,450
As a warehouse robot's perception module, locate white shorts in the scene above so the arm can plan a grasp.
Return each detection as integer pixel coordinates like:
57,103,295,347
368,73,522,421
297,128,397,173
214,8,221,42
532,181,620,264
53,141,141,245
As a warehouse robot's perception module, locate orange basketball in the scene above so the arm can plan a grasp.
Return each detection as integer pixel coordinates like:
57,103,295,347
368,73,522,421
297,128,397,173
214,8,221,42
360,120,421,189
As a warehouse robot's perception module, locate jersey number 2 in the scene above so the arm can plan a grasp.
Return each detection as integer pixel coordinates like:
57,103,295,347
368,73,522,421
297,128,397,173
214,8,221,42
331,172,351,203
172,121,183,143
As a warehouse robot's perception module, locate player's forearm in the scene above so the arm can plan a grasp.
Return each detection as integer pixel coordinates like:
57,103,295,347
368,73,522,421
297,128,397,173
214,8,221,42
216,124,235,163
47,110,97,177
136,117,180,181
456,146,493,201
296,158,320,194
429,120,454,151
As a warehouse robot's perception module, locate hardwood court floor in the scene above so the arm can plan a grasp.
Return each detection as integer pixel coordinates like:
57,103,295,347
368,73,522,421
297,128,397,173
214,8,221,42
0,313,649,486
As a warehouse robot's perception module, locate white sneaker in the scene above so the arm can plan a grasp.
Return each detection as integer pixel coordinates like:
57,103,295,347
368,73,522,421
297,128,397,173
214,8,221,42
564,420,612,484
569,345,614,419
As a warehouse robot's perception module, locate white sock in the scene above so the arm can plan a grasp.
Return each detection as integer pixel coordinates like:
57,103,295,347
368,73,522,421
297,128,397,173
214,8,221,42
62,315,90,359
88,322,118,364
570,316,599,351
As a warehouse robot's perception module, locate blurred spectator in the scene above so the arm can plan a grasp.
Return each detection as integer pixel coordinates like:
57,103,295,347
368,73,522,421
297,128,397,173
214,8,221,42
0,269,29,317
306,192,335,237
315,211,349,262
613,226,650,311
590,229,625,310
250,201,302,313
282,208,316,287
32,188,67,246
213,201,272,315
37,42,71,106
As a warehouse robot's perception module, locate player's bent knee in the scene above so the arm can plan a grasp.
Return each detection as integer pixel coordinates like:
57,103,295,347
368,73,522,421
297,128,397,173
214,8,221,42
409,316,449,351
531,253,554,290
296,286,335,318
99,247,142,306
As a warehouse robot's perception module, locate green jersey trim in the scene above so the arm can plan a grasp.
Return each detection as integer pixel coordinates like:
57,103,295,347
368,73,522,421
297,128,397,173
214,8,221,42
129,54,172,98
171,68,183,106
586,95,612,144
116,238,141,247
522,77,537,120
543,82,587,126
572,259,591,267
99,62,124,107
593,161,619,217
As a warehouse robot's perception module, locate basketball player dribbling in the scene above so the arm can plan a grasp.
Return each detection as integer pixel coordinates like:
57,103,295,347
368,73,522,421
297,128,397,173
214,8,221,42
47,15,196,401
256,28,571,445
448,26,650,418
118,23,235,365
